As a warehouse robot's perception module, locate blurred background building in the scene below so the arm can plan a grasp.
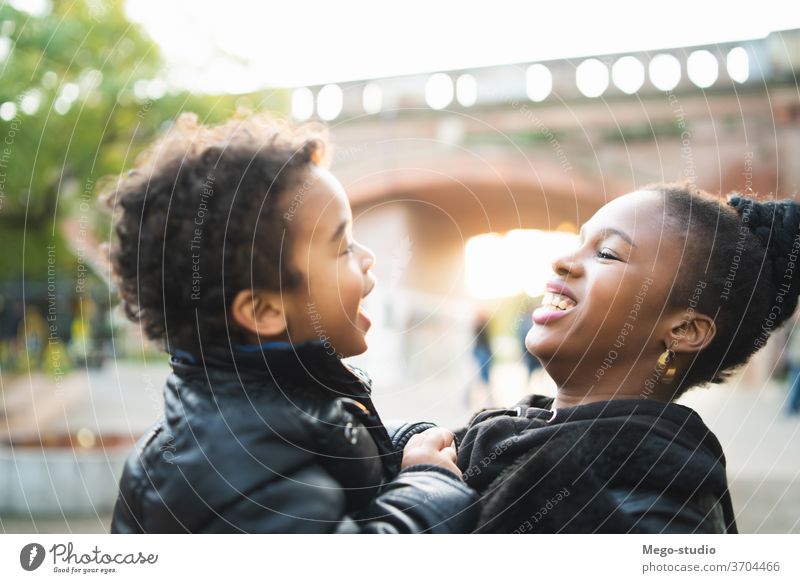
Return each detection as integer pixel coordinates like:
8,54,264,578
0,0,798,533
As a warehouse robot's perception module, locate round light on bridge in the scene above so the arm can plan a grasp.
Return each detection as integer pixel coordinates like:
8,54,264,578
425,73,454,110
526,64,552,102
649,54,682,91
456,74,477,107
687,50,719,88
291,87,314,121
317,84,343,121
362,83,382,114
612,56,645,94
727,47,749,83
576,58,609,98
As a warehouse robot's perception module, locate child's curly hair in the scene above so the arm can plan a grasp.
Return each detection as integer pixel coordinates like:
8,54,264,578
102,112,328,352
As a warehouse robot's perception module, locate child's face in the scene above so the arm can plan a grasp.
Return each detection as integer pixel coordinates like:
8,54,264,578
282,166,376,357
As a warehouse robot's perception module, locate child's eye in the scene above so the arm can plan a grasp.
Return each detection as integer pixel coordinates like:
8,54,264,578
341,242,354,256
597,248,619,261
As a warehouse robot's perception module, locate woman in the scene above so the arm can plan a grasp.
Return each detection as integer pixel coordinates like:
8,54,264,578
456,183,800,533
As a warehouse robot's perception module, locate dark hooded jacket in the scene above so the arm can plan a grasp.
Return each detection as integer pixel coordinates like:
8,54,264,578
456,394,737,534
110,340,480,533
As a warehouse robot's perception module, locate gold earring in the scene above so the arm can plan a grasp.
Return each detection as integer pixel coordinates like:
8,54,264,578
657,348,676,384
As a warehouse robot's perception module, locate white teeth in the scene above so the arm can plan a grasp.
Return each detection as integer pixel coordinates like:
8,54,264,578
542,291,577,311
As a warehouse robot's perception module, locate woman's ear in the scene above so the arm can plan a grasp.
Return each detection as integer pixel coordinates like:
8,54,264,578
668,312,717,354
230,289,288,339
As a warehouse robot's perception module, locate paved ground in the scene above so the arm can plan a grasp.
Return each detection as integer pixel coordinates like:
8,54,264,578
679,375,800,533
1,360,798,533
1,359,168,534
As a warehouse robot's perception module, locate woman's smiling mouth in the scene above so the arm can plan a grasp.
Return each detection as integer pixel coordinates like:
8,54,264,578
532,291,578,325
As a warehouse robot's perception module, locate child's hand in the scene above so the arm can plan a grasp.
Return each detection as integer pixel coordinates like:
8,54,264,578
401,427,462,479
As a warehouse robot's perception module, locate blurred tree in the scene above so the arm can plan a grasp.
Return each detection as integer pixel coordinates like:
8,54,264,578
0,0,287,274
0,0,161,228
0,0,285,264
0,0,286,369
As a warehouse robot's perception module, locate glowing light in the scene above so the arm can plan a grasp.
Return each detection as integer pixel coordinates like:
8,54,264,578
526,64,552,102
612,56,645,94
9,0,50,17
54,97,71,115
60,83,79,102
576,58,609,98
687,50,718,88
20,90,42,115
456,74,477,106
291,87,314,120
317,84,343,120
727,47,749,83
0,102,17,121
362,83,382,114
649,54,681,90
76,428,96,448
425,73,453,110
0,37,11,62
465,229,579,299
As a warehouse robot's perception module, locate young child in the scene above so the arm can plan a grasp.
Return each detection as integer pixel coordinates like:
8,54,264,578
105,113,479,533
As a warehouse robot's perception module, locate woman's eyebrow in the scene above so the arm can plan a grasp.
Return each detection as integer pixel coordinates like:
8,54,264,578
579,226,637,248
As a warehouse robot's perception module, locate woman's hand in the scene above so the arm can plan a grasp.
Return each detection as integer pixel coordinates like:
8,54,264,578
400,427,462,479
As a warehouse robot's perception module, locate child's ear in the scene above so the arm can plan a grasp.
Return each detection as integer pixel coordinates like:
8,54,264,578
230,289,287,339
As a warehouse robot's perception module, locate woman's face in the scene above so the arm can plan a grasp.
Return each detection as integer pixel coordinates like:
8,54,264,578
526,190,687,386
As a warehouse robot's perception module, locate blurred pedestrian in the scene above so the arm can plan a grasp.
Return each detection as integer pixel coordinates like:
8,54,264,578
469,312,494,408
517,297,542,381
785,312,800,415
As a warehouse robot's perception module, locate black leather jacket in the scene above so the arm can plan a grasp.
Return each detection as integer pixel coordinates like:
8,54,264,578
110,341,480,533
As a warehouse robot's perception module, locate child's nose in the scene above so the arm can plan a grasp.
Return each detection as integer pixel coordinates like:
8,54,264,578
361,245,376,272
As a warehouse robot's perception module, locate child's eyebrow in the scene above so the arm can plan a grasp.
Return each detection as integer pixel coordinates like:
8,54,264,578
330,219,348,243
579,225,637,248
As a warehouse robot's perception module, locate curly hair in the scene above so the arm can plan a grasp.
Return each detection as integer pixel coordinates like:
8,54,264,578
102,112,328,352
644,182,800,396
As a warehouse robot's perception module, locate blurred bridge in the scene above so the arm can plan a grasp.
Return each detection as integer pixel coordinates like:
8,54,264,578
291,29,800,398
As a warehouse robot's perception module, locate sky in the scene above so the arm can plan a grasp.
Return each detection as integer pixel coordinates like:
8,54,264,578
121,0,800,93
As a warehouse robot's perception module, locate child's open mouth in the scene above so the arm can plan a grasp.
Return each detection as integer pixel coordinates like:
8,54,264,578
532,291,578,325
357,305,372,328
357,281,375,329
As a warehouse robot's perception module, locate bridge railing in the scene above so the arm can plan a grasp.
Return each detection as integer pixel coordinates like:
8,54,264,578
290,29,800,122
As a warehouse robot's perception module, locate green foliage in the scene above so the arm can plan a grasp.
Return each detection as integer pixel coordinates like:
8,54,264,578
0,222,72,276
0,0,287,276
0,0,160,224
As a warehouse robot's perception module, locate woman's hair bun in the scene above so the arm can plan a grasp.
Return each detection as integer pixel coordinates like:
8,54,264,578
727,194,800,295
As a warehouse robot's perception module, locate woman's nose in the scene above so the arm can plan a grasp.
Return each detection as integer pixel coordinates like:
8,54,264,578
552,252,581,278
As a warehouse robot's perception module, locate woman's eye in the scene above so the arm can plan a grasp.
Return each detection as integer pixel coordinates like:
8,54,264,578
342,242,354,255
597,248,619,260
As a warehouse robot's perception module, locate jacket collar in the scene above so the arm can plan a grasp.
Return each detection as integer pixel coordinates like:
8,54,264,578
516,394,723,459
550,397,722,457
167,339,371,398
